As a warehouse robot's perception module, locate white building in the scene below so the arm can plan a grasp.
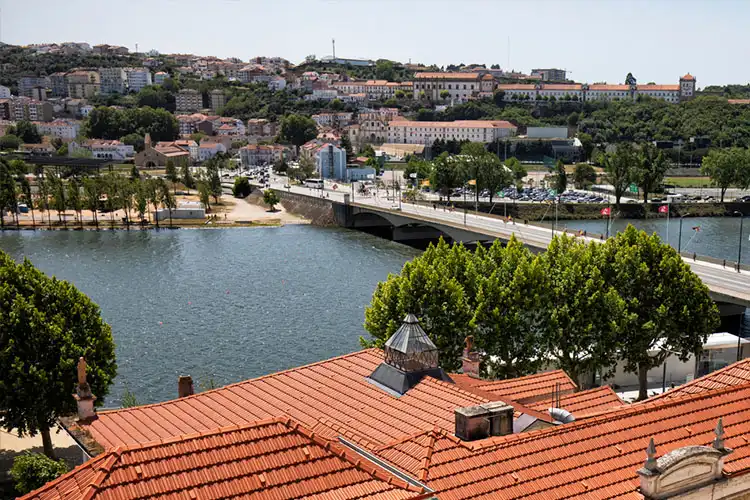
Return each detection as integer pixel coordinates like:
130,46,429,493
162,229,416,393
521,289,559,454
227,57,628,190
99,67,127,95
125,68,153,93
198,142,227,161
312,112,353,128
79,105,94,117
331,80,412,100
69,139,134,160
387,119,517,145
308,89,339,100
0,85,11,98
215,117,245,136
154,71,169,86
239,144,286,167
412,72,494,103
268,77,287,91
35,119,81,140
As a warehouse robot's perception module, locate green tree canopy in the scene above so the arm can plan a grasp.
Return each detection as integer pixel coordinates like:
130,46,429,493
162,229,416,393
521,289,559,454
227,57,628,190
11,453,68,495
278,114,318,154
0,134,22,151
573,163,596,189
233,176,252,198
635,143,669,203
0,252,117,457
7,121,41,144
262,189,280,211
602,143,635,207
700,147,750,202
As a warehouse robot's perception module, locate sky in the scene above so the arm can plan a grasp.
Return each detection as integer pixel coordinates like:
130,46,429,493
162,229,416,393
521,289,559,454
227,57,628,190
2,0,749,87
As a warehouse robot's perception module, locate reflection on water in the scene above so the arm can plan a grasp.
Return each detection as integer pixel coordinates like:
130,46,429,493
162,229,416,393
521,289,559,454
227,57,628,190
0,227,418,406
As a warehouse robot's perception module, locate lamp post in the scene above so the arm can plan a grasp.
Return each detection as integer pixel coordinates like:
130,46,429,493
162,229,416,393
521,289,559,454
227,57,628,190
734,211,744,273
677,213,691,254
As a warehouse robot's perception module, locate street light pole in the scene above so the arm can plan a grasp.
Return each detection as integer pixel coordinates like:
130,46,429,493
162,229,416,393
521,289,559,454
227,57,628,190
463,183,467,225
734,211,744,273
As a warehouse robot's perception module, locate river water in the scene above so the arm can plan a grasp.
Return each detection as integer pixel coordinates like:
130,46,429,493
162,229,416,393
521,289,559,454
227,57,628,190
0,227,419,406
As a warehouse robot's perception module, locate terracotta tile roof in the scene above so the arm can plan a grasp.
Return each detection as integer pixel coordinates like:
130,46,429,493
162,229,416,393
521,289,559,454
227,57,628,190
636,84,680,91
23,417,430,500
76,349,489,451
729,99,750,105
496,84,537,91
542,84,583,91
451,370,577,404
651,358,750,401
681,73,696,81
400,383,750,499
388,120,516,130
414,72,481,80
588,84,632,91
526,385,624,416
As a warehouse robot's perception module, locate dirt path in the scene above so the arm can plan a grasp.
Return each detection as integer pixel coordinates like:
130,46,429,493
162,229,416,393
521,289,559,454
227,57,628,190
221,195,307,224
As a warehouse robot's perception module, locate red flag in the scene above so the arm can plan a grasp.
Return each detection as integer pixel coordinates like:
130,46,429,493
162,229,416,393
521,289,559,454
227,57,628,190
600,207,611,216
692,226,701,232
658,205,669,214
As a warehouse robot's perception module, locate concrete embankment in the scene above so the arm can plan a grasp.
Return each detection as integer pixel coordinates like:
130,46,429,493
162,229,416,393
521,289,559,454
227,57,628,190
271,190,336,226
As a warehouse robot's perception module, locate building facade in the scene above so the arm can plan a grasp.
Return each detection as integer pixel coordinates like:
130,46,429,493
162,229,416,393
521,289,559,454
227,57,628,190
0,85,11,98
17,76,50,98
413,72,486,102
239,144,286,167
69,139,134,160
125,68,153,93
176,89,202,113
209,89,226,113
153,71,169,86
531,68,567,82
49,73,68,97
35,119,81,139
66,71,101,99
387,119,517,144
312,112,353,128
99,67,127,95
11,97,53,122
246,118,278,137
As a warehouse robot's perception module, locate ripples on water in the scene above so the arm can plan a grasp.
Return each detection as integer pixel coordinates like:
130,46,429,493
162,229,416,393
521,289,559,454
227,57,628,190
0,227,419,406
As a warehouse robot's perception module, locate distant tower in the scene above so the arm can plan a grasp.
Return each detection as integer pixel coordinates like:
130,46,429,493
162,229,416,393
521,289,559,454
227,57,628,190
332,38,336,60
679,73,696,101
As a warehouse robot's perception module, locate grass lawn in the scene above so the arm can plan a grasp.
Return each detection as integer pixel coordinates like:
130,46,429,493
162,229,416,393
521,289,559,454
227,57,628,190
664,176,712,188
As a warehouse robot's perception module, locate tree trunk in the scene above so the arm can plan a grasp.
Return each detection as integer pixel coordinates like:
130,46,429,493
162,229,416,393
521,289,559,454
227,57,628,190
40,426,55,459
643,190,649,204
153,205,159,229
30,206,36,230
637,363,649,401
721,187,727,203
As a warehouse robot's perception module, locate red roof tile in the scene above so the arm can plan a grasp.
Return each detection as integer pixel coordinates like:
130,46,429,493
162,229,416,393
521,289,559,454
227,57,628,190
23,417,430,500
398,383,750,499
414,72,481,80
681,73,696,81
651,358,750,401
77,349,489,451
526,385,624,416
452,370,577,404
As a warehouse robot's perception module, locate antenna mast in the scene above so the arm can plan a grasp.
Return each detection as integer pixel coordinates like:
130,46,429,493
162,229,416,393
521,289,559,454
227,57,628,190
332,38,336,60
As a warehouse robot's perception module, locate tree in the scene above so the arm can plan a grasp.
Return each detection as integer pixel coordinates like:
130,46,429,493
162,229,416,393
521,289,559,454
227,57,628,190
625,72,637,85
160,180,175,228
701,148,750,202
0,134,22,151
134,180,149,224
181,159,195,190
120,133,145,153
440,90,450,100
7,120,41,144
552,159,568,193
602,144,635,207
20,176,36,229
262,189,280,211
429,153,462,202
11,453,68,495
130,164,140,180
278,114,318,155
56,143,68,156
330,98,344,111
472,238,548,378
364,239,475,371
504,157,527,187
375,60,395,81
147,178,163,228
539,235,625,386
197,180,211,212
67,178,83,228
82,177,101,230
395,90,405,99
0,252,117,458
233,176,252,198
290,155,316,182
599,226,720,400
165,159,178,188
340,133,353,157
576,133,594,161
573,162,596,189
635,143,669,203
205,158,223,203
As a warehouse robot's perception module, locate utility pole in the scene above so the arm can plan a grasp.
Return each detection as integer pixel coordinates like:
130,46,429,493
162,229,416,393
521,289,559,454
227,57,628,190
332,38,336,60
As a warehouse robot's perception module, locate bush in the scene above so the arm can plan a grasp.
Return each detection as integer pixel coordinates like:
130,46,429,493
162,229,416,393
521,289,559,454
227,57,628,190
233,177,252,198
11,453,68,495
262,189,280,210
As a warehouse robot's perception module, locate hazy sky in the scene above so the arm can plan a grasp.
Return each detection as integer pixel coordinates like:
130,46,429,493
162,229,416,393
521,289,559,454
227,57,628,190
3,0,749,87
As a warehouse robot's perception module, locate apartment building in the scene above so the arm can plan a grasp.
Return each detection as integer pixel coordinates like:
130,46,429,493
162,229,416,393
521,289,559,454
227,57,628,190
312,112,353,128
0,86,10,99
413,72,495,102
215,117,245,135
531,68,567,81
11,97,53,122
99,67,127,95
125,68,152,93
17,76,50,98
239,144,286,167
176,89,203,113
198,142,227,162
301,141,347,179
268,76,287,91
331,80,412,100
176,114,213,136
246,118,278,137
35,119,81,139
49,73,68,97
153,71,169,86
209,89,226,113
66,71,101,99
69,139,134,160
387,119,517,144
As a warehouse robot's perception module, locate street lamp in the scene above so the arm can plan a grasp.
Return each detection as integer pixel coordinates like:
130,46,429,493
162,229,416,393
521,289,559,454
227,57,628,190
734,211,744,273
677,213,691,254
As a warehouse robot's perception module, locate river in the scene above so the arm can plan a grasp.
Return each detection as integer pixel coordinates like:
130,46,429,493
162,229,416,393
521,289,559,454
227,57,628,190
560,216,749,263
0,227,419,407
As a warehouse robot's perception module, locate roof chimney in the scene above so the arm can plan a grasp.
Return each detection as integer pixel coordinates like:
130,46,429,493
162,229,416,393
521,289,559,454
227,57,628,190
178,376,194,398
455,401,514,441
461,335,481,378
73,357,97,420
367,314,451,395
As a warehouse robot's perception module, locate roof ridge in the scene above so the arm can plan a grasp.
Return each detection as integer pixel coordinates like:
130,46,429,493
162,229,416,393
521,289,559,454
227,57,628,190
98,349,381,416
648,358,750,402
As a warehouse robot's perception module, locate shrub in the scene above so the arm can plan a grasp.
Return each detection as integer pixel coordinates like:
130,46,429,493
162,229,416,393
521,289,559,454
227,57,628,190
232,177,252,198
11,453,68,495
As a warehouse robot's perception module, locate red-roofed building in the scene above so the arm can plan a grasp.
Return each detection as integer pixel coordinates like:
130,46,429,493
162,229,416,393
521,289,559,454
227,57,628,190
387,119,517,145
23,417,431,500
413,72,491,103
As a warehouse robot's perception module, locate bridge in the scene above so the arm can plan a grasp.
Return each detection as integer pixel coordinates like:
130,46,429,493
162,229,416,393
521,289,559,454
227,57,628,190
269,182,750,331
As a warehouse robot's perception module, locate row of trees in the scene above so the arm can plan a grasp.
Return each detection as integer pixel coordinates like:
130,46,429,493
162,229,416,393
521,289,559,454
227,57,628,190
364,228,719,400
598,143,669,205
83,105,179,142
403,143,527,204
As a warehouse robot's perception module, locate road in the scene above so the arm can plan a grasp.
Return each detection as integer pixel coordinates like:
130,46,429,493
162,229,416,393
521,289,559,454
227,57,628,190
267,177,750,307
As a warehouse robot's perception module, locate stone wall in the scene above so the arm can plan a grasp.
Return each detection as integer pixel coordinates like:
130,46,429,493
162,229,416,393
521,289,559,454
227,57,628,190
273,190,336,226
